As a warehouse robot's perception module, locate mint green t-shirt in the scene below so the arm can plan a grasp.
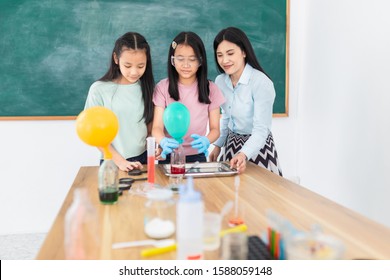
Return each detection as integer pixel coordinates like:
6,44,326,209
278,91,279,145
84,81,147,159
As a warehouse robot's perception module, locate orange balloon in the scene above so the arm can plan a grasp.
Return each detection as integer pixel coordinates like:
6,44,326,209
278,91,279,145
76,106,119,148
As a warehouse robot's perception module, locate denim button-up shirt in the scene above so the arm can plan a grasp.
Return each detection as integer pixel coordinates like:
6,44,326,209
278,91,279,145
214,64,275,159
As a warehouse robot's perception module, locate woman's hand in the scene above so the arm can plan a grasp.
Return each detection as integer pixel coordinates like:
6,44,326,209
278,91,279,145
230,152,247,173
209,146,221,162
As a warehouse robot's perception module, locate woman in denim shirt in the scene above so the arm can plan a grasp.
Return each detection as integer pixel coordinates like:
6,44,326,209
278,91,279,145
209,27,282,176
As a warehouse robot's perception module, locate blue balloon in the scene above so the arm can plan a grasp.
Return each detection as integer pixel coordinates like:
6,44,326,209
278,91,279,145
163,102,190,143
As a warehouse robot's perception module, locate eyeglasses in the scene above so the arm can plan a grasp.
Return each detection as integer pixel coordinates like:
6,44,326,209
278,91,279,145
171,55,201,67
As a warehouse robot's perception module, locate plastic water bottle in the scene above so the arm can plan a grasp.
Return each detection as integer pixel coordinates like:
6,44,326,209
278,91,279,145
176,176,204,260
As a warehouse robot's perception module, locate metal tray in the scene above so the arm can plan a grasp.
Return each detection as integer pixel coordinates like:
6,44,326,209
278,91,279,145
159,162,238,178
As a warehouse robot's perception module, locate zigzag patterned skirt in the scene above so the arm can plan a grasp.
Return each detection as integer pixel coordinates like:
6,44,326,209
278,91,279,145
219,130,283,176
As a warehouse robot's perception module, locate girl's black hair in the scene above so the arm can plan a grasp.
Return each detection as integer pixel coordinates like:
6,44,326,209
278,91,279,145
99,32,155,124
167,31,210,104
213,27,271,80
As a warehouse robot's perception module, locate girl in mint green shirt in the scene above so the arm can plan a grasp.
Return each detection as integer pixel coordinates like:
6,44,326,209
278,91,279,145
84,32,154,171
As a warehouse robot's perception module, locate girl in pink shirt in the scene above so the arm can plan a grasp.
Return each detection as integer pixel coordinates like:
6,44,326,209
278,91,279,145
152,31,225,163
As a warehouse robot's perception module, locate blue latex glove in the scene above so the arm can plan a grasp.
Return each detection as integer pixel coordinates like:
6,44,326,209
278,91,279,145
191,134,210,156
159,137,180,159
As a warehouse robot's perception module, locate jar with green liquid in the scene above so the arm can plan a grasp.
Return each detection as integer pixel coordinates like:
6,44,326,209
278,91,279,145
98,150,119,204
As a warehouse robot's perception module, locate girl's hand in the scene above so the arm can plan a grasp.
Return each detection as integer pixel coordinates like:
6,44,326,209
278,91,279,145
190,134,210,156
209,146,221,162
159,137,179,159
114,158,143,171
230,152,247,173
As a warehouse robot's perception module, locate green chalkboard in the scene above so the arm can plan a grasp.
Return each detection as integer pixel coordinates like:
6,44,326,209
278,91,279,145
0,0,288,119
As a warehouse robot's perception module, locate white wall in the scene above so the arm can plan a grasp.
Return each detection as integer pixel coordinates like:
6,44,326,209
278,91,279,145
1,0,390,236
296,0,390,227
0,121,98,234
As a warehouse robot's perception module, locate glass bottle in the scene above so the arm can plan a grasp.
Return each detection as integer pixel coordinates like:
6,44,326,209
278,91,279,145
169,144,185,191
144,189,176,239
64,188,100,259
98,158,119,204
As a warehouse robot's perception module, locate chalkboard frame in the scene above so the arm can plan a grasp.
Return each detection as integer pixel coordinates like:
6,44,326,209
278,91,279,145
0,0,289,120
275,0,290,118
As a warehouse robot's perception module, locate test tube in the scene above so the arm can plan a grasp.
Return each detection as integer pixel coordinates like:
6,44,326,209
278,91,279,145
146,137,155,184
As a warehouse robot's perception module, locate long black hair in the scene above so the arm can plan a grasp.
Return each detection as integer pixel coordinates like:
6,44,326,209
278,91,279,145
167,31,210,104
213,27,271,79
99,32,155,124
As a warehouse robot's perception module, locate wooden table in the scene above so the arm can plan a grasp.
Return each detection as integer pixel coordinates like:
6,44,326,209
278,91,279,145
36,163,390,260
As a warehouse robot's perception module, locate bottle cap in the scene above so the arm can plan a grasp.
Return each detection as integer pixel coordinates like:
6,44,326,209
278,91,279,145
147,189,173,200
179,176,201,202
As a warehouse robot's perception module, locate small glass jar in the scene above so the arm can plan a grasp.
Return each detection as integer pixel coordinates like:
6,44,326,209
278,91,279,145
220,232,248,260
98,159,119,204
169,144,185,192
144,189,176,239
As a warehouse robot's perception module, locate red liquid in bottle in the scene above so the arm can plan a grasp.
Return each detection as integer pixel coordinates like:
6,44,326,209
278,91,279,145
147,155,155,183
171,166,185,174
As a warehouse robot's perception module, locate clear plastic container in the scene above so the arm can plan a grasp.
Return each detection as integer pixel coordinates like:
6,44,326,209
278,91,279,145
286,233,345,260
176,177,204,260
144,189,176,239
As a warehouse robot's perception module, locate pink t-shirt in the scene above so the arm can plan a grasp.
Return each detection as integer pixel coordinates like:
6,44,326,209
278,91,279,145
153,78,225,156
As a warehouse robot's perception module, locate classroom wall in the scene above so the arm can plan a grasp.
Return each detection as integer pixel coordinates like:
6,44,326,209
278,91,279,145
0,121,98,234
296,0,390,228
1,0,389,236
